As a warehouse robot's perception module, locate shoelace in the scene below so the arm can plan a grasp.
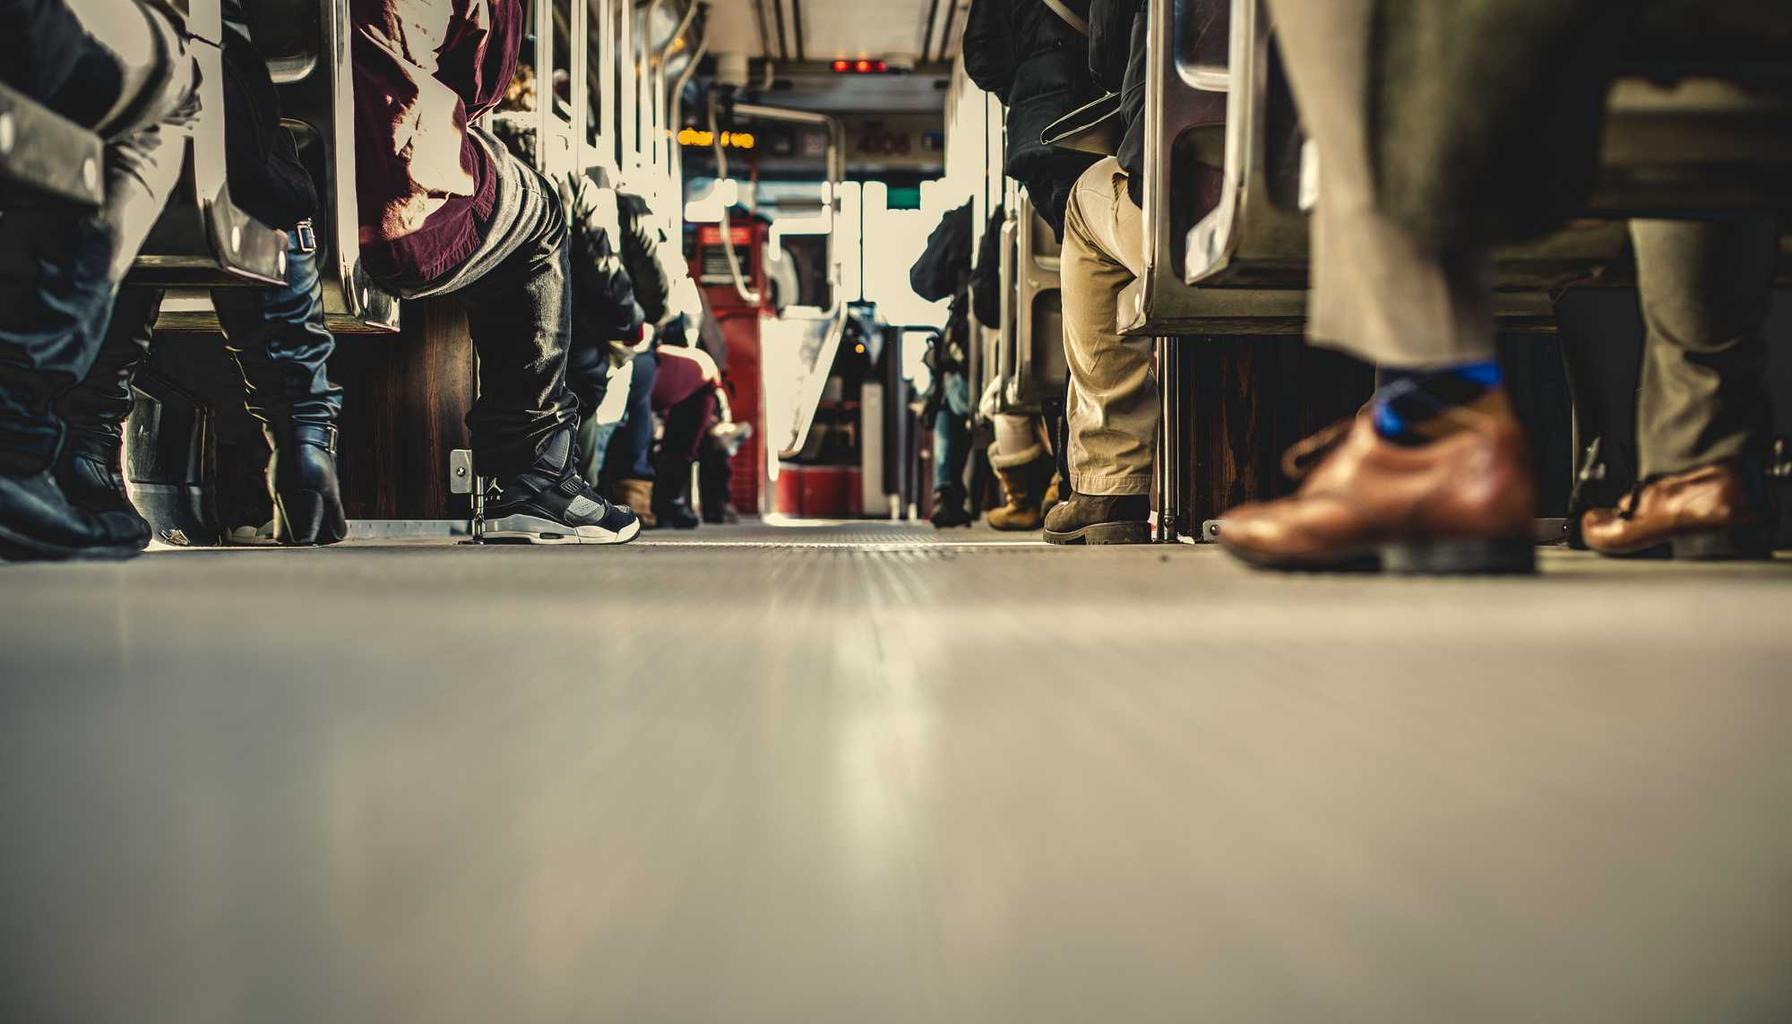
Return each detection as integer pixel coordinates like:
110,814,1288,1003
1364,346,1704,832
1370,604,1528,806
1280,418,1354,482
1614,476,1664,521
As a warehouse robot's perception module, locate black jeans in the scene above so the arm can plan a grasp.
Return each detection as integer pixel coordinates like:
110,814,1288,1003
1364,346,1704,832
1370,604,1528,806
62,233,344,438
376,137,575,481
0,47,195,474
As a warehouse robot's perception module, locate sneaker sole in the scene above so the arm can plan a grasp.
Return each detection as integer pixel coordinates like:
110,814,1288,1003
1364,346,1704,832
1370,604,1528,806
483,514,642,546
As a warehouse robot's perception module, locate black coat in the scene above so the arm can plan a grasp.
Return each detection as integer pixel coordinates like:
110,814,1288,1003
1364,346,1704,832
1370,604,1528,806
1089,0,1148,205
962,0,1101,237
909,201,974,303
970,204,1006,329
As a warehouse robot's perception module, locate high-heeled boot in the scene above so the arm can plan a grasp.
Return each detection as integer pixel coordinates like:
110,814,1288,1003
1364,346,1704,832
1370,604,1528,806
262,419,347,545
218,236,348,545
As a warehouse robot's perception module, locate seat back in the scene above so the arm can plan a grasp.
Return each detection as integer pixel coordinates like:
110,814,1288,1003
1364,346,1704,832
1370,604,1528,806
1002,196,1068,410
263,0,399,333
1124,0,1306,335
132,0,288,288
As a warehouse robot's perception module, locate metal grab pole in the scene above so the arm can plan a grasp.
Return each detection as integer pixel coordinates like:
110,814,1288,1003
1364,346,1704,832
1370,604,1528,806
1155,337,1182,543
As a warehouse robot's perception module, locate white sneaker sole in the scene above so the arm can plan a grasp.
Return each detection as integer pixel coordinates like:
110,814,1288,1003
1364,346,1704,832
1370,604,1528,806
483,514,642,546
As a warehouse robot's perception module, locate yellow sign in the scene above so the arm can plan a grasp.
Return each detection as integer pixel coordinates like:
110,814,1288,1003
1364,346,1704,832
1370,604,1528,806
677,127,756,151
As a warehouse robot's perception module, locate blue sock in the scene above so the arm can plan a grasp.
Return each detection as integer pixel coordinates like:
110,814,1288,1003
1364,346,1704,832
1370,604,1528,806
1371,361,1503,446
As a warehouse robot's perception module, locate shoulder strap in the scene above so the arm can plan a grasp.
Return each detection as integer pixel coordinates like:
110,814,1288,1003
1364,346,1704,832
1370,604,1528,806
1041,0,1090,36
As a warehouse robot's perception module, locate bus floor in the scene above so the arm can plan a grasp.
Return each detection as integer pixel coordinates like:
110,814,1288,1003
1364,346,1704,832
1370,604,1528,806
2,522,1790,1023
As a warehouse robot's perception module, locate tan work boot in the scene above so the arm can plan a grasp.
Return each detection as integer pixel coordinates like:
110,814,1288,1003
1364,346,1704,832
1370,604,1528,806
987,457,1050,531
613,478,658,529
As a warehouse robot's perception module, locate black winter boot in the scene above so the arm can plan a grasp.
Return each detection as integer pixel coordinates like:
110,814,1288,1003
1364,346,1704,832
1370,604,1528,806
54,422,152,545
0,469,149,561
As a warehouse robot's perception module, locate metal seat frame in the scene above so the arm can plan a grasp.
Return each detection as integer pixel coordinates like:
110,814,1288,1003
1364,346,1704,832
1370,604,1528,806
132,0,287,289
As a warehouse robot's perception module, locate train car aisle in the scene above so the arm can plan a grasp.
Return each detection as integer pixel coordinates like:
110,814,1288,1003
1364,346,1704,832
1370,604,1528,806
2,528,1790,1022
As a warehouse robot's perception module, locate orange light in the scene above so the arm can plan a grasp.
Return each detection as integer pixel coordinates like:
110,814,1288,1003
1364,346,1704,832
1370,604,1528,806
832,59,849,72
855,59,871,73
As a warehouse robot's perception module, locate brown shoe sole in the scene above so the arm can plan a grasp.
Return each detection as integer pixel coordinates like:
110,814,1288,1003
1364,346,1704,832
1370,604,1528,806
1225,537,1535,575
1590,524,1775,562
1043,520,1151,546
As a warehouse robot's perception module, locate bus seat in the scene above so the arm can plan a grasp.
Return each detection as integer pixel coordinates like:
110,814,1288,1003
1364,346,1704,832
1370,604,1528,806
1001,196,1069,411
0,82,104,206
1122,0,1306,336
265,0,398,333
1178,0,1792,301
132,0,287,289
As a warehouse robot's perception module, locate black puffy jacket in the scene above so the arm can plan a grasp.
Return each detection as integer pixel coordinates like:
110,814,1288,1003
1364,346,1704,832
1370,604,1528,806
909,201,974,303
970,204,1006,329
962,0,1101,237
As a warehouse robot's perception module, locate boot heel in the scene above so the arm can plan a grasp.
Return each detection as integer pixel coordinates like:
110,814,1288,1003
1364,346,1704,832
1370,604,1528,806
274,489,348,546
1670,525,1774,561
1380,537,1535,575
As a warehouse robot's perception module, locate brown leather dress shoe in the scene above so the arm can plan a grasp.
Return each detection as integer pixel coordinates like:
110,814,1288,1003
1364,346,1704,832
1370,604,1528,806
1218,397,1537,574
1580,461,1774,560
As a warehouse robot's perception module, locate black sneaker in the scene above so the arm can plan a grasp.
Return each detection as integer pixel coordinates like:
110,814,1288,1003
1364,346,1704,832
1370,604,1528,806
483,431,641,545
485,474,641,545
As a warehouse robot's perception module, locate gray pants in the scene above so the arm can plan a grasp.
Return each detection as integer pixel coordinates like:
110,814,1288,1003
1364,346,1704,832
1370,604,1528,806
1268,0,1778,473
1630,217,1776,478
1264,0,1496,368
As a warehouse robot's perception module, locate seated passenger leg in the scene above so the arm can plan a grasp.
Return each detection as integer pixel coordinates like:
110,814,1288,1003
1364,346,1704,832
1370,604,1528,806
603,350,660,527
1217,0,1536,574
987,413,1051,532
404,152,636,546
653,386,714,531
0,43,195,560
1581,217,1778,560
213,233,348,546
52,287,163,543
1042,158,1154,546
929,372,974,529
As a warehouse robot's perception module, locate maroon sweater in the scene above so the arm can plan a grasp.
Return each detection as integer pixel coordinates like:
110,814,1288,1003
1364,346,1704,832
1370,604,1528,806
352,0,521,286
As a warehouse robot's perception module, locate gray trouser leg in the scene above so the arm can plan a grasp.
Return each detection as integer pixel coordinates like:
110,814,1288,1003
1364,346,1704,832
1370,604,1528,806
1630,217,1776,478
1266,0,1496,368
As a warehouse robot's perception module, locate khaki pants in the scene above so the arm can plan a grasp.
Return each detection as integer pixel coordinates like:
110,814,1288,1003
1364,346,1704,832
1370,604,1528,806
1266,0,1498,368
1062,158,1155,495
1631,217,1776,478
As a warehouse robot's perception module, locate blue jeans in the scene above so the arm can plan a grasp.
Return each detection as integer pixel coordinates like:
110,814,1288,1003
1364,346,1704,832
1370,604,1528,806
933,372,972,493
602,350,659,481
0,78,196,473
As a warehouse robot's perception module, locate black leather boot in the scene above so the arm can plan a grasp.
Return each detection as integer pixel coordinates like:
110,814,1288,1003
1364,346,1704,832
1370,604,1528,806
0,469,149,561
54,422,153,544
265,420,347,545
